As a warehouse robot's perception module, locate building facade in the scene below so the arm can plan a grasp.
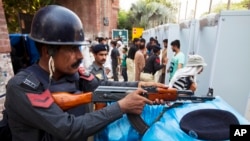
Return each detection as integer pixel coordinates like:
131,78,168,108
56,0,120,40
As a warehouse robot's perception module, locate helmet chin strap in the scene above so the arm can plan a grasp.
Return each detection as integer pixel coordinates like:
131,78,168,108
47,46,57,80
48,56,55,80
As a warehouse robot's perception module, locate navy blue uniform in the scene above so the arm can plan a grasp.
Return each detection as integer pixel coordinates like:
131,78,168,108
88,62,108,81
4,64,138,141
143,54,165,75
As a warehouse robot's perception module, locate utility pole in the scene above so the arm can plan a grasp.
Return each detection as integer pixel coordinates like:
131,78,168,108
209,0,213,14
227,0,231,10
185,0,188,20
178,2,181,23
194,0,198,19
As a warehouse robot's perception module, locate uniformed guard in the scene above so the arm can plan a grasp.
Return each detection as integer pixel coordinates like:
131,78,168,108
88,44,109,81
140,45,167,82
4,5,167,141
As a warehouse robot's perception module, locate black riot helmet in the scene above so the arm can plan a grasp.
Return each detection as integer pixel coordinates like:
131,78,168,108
29,5,84,45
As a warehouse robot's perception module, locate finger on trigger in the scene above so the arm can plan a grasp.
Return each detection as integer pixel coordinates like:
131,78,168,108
136,87,147,94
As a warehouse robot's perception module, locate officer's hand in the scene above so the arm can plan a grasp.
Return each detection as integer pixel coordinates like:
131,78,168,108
138,81,168,89
105,68,110,75
118,88,152,115
138,81,168,104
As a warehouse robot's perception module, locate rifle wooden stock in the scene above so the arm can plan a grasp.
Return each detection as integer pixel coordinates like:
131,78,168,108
52,92,92,110
146,88,178,101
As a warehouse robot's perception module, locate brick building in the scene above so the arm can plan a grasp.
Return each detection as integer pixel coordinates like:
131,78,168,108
0,0,14,120
56,0,120,40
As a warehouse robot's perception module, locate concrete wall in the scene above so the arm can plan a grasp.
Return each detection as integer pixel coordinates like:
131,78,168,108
209,10,250,116
142,10,250,117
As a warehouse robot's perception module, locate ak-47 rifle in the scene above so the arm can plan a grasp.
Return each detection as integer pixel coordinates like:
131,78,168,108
52,86,215,134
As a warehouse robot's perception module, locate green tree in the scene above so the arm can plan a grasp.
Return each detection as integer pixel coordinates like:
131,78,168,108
144,0,172,8
3,0,55,33
130,0,148,27
117,0,176,40
212,0,249,13
118,10,130,29
118,10,133,40
146,2,174,28
128,0,175,29
241,0,250,9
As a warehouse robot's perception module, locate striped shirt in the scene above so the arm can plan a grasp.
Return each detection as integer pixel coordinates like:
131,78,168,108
172,76,194,90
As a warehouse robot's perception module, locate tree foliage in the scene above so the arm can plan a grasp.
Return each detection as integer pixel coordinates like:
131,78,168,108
241,0,250,9
3,0,55,33
117,0,177,40
212,0,249,13
121,0,175,30
118,10,133,39
144,0,172,8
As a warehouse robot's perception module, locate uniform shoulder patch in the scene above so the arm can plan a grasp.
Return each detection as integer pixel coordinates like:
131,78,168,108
95,73,104,80
78,67,94,81
26,89,54,108
155,58,160,64
21,73,40,90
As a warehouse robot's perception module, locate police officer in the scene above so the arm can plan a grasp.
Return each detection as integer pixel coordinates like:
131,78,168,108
98,37,110,52
4,5,167,141
88,44,109,81
141,45,167,82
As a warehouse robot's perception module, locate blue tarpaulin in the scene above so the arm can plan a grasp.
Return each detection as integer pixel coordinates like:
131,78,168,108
94,96,249,141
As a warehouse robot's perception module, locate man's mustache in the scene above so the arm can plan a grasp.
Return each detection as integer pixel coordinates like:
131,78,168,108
71,59,82,68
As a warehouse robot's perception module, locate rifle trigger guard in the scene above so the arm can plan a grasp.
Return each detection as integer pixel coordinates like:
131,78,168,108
140,92,148,98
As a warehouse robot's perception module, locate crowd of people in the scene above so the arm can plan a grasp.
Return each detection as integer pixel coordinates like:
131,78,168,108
0,5,208,141
82,35,208,94
82,36,179,83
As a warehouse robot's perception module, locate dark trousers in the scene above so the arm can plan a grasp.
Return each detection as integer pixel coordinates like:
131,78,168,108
0,110,11,141
112,64,118,81
121,67,128,81
159,73,166,84
0,125,11,141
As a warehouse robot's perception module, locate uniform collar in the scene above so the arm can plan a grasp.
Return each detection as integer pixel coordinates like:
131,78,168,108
92,62,104,71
